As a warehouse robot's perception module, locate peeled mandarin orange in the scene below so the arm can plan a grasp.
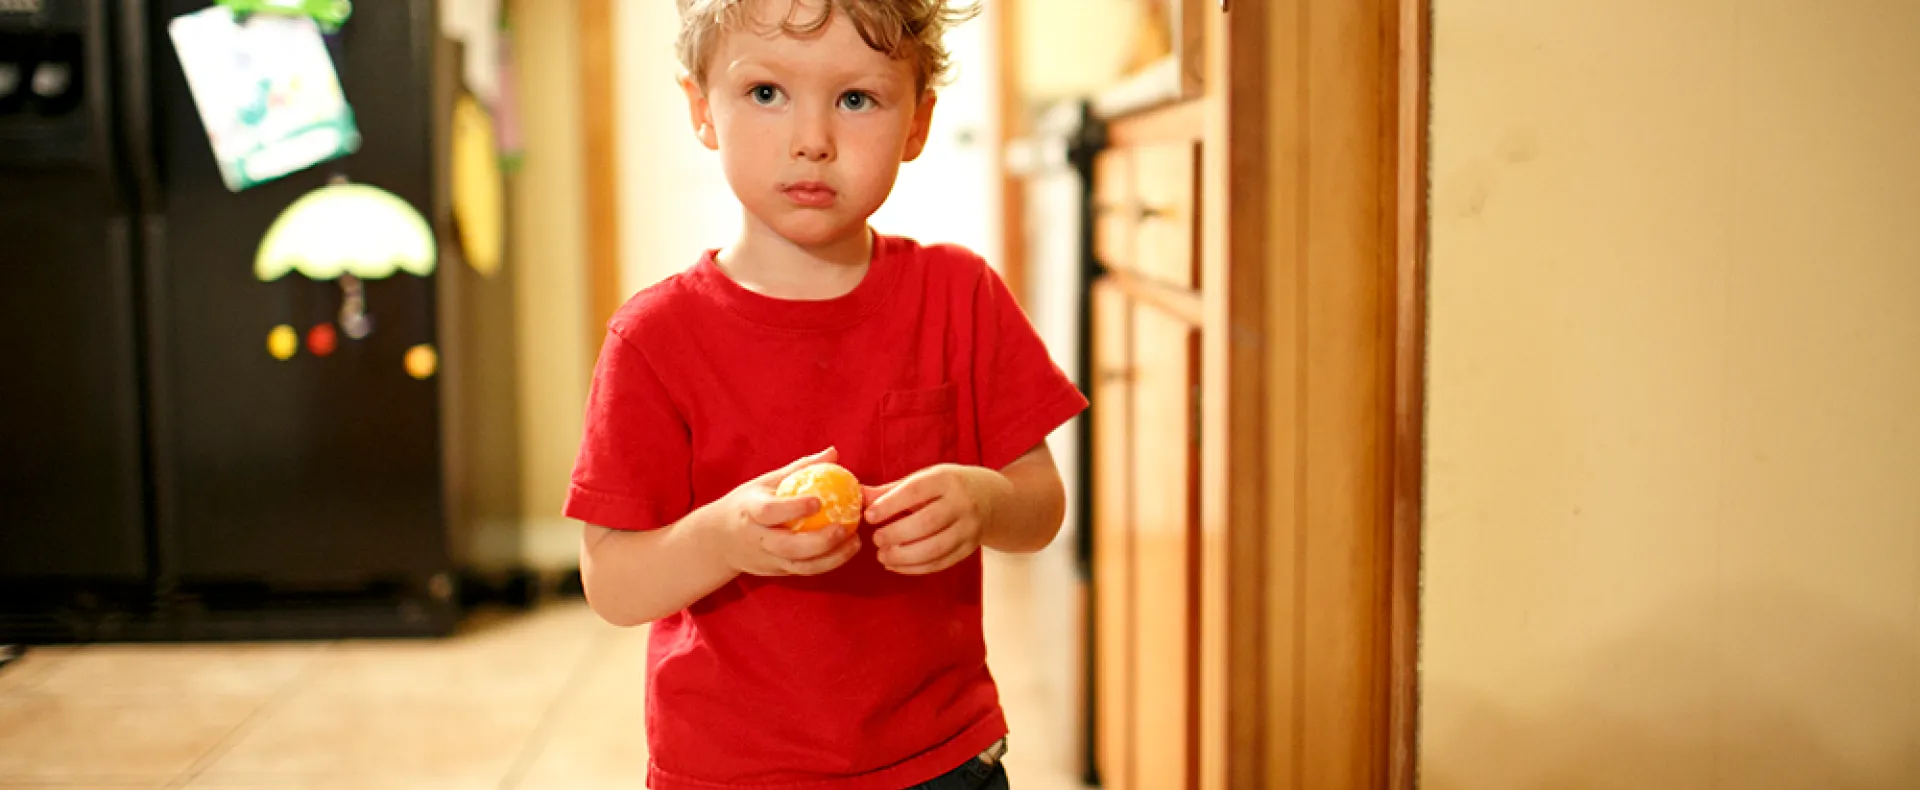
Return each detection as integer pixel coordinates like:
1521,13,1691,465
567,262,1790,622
774,462,863,533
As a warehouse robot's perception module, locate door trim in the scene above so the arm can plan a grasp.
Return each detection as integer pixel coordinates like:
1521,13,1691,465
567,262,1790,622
1389,0,1432,786
993,0,1027,305
578,0,621,357
1212,0,1430,786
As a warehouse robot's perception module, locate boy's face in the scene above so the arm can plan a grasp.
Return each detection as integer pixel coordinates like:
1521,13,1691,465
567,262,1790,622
682,0,937,250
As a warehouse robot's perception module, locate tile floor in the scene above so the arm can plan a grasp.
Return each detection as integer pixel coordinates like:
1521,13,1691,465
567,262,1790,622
0,554,1090,790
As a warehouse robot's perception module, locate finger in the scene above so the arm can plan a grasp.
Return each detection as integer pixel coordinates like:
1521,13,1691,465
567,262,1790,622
885,540,976,576
878,525,960,568
872,503,951,551
748,494,820,527
860,483,895,508
865,473,943,524
762,524,857,562
758,446,840,484
783,532,863,576
787,538,864,576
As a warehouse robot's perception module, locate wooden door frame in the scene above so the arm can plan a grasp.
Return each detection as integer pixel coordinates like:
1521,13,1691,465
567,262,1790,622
1209,0,1429,787
993,0,1027,305
578,0,621,356
1388,3,1432,786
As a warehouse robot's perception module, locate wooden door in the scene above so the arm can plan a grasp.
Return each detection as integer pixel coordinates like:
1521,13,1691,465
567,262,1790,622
1130,301,1201,790
1073,2,1431,786
1091,281,1136,790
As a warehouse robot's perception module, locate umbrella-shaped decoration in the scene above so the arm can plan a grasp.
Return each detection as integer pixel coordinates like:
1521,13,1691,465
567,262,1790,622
255,181,438,377
256,182,435,282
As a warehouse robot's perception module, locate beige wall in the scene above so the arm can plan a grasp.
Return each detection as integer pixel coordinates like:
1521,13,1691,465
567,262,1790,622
1013,0,1137,102
505,0,591,568
615,1,741,295
1422,2,1920,788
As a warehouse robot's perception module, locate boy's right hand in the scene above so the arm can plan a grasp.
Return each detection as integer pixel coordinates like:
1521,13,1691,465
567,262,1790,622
709,447,862,577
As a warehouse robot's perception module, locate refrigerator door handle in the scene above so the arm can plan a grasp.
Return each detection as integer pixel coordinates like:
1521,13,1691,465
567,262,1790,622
115,0,162,209
114,0,179,592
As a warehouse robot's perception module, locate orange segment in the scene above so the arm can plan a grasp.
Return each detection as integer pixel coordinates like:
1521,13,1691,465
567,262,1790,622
774,462,863,533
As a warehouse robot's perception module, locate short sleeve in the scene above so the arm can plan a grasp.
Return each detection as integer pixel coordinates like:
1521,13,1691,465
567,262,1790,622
563,327,694,531
970,263,1090,470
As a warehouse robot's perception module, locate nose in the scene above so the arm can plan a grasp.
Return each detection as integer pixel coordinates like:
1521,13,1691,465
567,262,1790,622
791,106,834,163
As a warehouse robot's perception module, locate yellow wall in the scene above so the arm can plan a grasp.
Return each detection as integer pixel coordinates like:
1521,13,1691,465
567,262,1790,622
505,0,591,568
1422,2,1920,788
1013,0,1136,102
614,1,740,295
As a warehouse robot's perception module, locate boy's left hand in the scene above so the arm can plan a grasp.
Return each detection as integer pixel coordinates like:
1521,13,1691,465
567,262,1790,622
863,464,1014,575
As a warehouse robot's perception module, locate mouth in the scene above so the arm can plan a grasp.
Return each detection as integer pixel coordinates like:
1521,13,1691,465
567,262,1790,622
781,181,837,208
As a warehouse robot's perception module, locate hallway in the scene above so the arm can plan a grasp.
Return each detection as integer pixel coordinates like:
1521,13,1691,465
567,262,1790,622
0,555,1084,789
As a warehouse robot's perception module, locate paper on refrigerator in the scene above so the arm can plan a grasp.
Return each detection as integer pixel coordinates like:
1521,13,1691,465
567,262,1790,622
168,7,360,192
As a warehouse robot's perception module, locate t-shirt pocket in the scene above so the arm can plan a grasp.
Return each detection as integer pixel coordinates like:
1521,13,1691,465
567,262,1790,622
878,383,960,481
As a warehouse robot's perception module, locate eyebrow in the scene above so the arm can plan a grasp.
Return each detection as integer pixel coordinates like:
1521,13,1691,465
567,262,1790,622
725,54,905,90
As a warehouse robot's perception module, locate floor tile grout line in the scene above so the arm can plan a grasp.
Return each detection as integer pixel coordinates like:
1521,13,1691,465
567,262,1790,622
162,640,340,789
494,628,619,790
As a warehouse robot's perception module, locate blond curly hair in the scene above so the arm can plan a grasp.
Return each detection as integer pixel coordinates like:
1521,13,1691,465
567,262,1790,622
676,0,980,93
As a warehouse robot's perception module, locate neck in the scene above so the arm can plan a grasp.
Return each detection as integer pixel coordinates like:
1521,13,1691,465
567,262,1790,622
717,214,873,301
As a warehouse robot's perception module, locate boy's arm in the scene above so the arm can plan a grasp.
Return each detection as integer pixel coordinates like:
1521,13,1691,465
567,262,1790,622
977,443,1068,554
579,508,737,628
580,448,863,626
864,442,1068,574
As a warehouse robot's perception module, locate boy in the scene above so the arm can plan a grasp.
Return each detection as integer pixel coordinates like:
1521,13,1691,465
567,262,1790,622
564,1,1088,787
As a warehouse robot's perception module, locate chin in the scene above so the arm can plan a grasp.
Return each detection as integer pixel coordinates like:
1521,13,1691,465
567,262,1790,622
766,212,869,249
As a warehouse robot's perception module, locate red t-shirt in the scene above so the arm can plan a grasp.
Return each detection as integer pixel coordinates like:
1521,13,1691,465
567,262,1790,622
563,233,1088,789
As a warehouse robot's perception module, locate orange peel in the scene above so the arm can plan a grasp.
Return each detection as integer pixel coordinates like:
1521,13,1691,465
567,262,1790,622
774,462,863,533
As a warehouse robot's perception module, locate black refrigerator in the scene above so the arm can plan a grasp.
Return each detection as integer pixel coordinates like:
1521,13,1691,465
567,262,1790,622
0,0,522,642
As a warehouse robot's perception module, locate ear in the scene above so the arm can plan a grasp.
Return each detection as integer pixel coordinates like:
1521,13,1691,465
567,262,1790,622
901,91,939,162
681,73,719,151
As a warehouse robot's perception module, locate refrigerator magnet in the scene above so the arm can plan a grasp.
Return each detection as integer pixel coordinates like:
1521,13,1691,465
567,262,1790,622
404,345,439,380
255,182,436,283
267,324,299,361
215,0,354,32
169,6,361,192
338,274,373,340
256,181,436,373
306,323,338,357
451,93,504,277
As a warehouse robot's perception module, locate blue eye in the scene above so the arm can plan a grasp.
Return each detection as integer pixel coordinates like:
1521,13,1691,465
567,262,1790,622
840,91,875,111
750,85,783,105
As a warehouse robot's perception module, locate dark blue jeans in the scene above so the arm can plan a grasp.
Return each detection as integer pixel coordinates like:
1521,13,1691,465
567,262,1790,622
907,742,1009,790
